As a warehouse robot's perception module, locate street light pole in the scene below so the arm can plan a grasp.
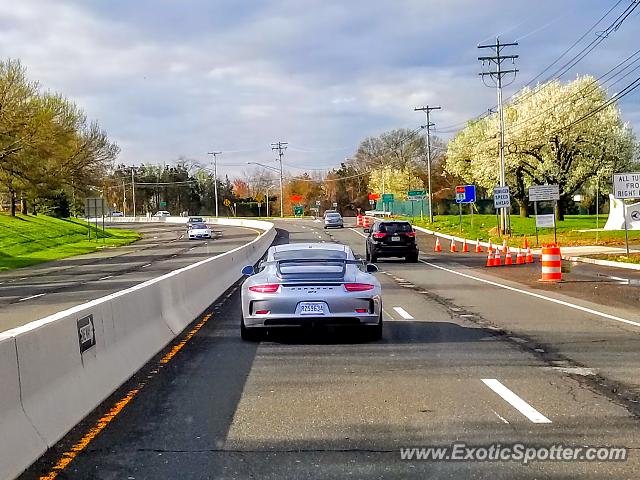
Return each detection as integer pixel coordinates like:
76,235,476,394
207,151,222,217
130,167,137,217
266,185,276,217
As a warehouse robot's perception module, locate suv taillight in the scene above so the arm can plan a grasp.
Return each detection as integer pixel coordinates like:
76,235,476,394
405,231,416,237
372,232,386,239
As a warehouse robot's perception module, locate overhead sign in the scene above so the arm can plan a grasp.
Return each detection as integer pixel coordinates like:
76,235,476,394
291,195,303,203
408,190,426,201
455,185,476,204
493,186,511,209
536,214,555,228
529,184,560,202
159,201,167,207
368,193,380,200
77,314,96,354
382,193,394,203
613,173,640,199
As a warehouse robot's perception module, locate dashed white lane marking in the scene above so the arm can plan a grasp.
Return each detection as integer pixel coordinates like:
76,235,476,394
141,263,152,268
18,293,46,302
419,259,640,330
491,409,510,424
392,306,414,319
99,275,114,280
481,379,551,424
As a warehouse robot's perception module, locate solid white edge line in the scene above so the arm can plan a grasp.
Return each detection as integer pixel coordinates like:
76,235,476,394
18,293,46,302
350,228,367,238
482,378,551,424
419,259,640,329
393,306,414,319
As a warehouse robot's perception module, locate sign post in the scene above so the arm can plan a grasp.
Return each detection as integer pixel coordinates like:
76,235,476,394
529,185,560,246
613,173,640,256
408,190,425,223
455,185,476,233
492,186,510,237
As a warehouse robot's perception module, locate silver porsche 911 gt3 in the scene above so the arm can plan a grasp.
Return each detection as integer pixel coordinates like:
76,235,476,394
240,243,383,341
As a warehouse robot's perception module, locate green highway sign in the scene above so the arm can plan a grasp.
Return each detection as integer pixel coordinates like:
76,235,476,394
382,193,394,202
293,206,304,216
407,190,426,201
159,201,167,207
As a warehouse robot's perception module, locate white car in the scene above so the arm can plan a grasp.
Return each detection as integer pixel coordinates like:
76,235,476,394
188,223,212,239
153,210,170,217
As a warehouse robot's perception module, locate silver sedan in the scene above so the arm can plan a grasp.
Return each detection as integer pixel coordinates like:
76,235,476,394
240,243,382,341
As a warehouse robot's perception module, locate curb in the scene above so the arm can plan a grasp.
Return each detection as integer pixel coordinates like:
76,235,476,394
412,225,640,271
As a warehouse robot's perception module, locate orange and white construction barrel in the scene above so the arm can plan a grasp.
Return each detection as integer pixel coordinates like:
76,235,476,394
540,244,562,282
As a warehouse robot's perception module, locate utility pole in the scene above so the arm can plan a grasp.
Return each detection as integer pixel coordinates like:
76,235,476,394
478,37,518,233
414,105,441,223
271,141,288,217
207,151,222,217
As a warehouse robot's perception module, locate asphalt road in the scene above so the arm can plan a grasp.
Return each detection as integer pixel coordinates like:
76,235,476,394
21,218,640,479
0,222,260,332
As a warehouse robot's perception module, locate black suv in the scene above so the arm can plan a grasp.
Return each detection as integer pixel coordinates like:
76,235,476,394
365,220,419,262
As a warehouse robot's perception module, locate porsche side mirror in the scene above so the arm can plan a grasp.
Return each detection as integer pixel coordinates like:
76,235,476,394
366,263,378,273
241,265,255,276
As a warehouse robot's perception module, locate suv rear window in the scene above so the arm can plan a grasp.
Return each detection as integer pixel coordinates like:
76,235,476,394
375,222,412,233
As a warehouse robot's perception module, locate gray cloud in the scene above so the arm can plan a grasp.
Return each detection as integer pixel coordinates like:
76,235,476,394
0,0,637,177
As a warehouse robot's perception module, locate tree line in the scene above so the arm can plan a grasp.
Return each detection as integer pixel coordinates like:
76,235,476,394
0,59,119,216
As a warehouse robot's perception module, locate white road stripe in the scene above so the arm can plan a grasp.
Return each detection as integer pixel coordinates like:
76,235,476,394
99,275,114,280
350,228,367,238
482,379,551,424
393,306,414,319
18,293,46,302
141,263,152,268
419,260,640,329
491,409,510,424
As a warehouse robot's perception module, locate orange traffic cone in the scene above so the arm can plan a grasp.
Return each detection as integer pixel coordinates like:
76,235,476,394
525,247,534,264
494,248,502,266
486,249,494,267
450,239,458,253
462,239,469,253
504,248,513,265
475,239,483,253
516,248,525,265
523,236,529,250
488,239,493,252
434,238,442,252
501,239,508,255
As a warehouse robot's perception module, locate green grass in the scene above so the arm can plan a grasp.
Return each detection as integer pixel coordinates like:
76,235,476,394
0,214,140,271
402,214,640,247
586,253,640,264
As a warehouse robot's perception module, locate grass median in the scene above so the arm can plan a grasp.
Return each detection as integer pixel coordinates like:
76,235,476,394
0,214,141,271
403,214,640,247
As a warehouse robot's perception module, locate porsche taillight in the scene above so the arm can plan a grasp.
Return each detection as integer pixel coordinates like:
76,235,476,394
249,284,280,293
343,283,375,292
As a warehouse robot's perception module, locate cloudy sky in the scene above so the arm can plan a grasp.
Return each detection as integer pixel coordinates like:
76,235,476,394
1,0,638,178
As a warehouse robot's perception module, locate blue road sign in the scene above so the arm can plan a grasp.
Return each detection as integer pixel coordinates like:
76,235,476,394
455,185,476,204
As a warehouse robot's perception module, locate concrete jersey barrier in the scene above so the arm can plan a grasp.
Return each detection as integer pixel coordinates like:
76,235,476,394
0,218,275,480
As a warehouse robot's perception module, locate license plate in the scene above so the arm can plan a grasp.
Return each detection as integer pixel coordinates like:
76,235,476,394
391,236,401,242
299,302,325,315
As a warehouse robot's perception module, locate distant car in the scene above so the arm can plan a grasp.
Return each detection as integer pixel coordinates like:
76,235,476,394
153,210,170,217
111,211,124,217
323,209,337,218
365,220,419,263
324,212,344,229
187,223,212,239
240,243,382,341
187,216,206,228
